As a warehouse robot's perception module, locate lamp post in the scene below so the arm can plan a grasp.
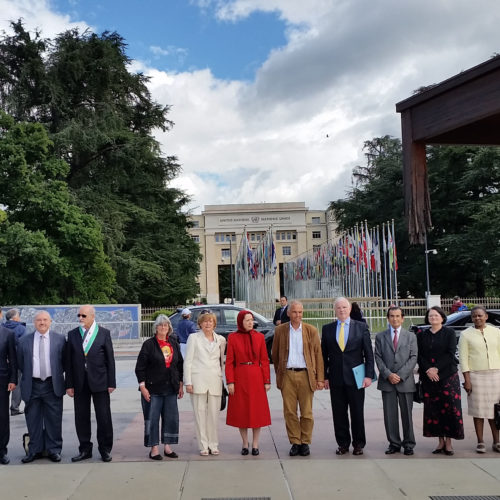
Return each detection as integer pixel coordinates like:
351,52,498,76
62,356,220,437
424,233,437,297
229,237,234,305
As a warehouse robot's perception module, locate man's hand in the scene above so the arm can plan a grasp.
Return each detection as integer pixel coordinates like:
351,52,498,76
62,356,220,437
362,377,372,388
108,387,115,394
316,381,325,390
324,380,330,390
66,388,75,397
388,373,401,385
7,383,15,392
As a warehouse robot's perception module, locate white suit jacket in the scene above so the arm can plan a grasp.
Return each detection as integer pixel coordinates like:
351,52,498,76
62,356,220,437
183,331,226,395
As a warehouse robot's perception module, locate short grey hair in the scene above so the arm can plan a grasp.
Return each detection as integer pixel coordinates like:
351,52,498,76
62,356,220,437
34,310,51,320
153,314,173,334
6,308,20,321
334,297,351,308
288,299,303,309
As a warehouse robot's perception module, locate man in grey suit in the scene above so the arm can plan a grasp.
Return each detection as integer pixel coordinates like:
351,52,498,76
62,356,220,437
375,306,417,455
17,310,66,463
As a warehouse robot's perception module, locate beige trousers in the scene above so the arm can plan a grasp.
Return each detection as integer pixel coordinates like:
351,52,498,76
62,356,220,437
191,392,221,452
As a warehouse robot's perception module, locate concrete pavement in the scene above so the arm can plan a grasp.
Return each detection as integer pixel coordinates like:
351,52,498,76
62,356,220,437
2,354,500,500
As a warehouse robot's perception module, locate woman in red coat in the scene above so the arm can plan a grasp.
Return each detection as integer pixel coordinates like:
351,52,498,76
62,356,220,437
226,310,271,456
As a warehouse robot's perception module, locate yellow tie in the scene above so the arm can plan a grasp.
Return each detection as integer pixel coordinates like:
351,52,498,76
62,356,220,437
339,322,345,351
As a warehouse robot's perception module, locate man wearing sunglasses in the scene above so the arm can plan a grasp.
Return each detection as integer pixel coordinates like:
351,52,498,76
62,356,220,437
66,305,116,463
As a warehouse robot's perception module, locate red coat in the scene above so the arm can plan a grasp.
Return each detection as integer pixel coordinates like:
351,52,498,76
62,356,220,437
225,331,271,428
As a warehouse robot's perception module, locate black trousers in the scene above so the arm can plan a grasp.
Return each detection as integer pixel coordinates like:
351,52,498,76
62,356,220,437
0,385,9,456
74,376,113,455
329,383,366,448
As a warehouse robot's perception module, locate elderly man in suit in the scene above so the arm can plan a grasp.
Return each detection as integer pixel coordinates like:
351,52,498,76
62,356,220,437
272,300,324,457
273,296,289,326
322,297,375,456
0,324,17,464
66,305,116,463
17,310,66,463
375,306,417,455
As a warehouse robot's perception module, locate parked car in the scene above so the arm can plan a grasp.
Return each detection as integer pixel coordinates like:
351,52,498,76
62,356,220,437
169,304,276,360
410,309,500,360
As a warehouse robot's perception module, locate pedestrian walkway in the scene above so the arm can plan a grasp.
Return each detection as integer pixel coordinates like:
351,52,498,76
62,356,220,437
2,357,500,499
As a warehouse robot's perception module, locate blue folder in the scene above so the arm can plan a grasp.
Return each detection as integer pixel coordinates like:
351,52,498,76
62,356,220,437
352,363,377,389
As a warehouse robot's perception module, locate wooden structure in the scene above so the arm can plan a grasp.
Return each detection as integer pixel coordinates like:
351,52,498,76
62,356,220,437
396,55,500,244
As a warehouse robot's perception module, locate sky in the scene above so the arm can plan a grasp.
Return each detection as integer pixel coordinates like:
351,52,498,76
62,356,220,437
1,0,500,213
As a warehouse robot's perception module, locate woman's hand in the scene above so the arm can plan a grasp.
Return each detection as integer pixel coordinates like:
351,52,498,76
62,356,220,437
264,383,271,392
227,383,235,395
185,384,193,394
463,380,472,394
426,367,439,382
178,382,184,399
140,385,151,403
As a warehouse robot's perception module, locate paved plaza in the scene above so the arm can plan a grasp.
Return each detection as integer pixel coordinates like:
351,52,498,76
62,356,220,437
1,352,500,500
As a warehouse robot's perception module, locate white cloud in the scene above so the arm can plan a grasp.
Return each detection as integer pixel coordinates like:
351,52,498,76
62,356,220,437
2,0,500,215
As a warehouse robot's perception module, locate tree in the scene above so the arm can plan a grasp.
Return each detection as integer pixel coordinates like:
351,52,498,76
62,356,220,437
0,21,200,304
0,111,114,304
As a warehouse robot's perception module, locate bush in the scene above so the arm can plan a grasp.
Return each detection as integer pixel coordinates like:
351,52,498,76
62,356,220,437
151,309,175,320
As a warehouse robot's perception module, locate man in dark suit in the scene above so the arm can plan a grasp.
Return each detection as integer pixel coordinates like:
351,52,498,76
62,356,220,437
375,306,417,455
322,297,374,456
66,305,116,462
272,300,324,457
273,296,289,326
17,310,66,463
0,324,17,464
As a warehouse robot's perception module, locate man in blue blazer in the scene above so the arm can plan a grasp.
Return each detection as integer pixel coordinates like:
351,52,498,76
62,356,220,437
0,325,17,464
374,306,417,455
17,310,66,463
66,305,116,462
322,297,375,456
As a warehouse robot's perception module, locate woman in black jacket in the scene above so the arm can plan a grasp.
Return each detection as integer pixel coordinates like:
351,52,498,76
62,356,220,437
135,315,184,460
417,306,464,455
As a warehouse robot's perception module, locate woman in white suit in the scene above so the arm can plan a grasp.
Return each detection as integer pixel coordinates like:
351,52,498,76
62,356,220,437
184,311,226,455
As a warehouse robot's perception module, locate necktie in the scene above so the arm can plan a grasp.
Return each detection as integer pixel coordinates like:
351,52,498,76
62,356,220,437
393,329,398,350
39,335,47,381
339,322,345,351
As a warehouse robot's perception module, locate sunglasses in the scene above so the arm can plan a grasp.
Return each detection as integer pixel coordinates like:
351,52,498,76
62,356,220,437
77,314,87,318
200,309,212,314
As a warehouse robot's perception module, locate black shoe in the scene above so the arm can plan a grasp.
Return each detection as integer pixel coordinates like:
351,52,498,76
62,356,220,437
48,453,61,462
0,454,10,465
403,447,414,456
353,447,363,456
432,447,444,454
71,451,92,462
10,409,23,416
251,448,260,456
335,446,349,455
299,444,310,456
22,452,43,464
100,451,112,462
164,451,178,458
241,447,249,456
149,451,163,461
385,446,400,454
289,444,300,456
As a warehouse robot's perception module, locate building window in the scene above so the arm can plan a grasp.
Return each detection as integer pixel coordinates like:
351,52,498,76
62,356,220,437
221,248,230,259
192,235,200,243
311,216,320,224
276,233,281,240
312,231,321,239
282,246,291,256
215,233,235,243
191,220,200,228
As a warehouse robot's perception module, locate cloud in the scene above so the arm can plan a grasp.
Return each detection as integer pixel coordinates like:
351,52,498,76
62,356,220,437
2,0,500,217
150,44,189,64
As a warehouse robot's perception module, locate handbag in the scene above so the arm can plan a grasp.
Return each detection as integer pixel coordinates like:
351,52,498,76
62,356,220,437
494,402,500,430
220,383,228,411
413,380,424,404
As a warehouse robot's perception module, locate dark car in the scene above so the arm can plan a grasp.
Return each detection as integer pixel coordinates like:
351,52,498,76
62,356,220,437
169,304,276,360
410,309,500,360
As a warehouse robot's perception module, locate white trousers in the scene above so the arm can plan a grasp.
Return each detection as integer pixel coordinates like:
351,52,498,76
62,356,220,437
190,392,220,452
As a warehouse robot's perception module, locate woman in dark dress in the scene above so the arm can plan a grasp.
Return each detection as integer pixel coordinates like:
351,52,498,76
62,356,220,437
417,306,464,455
225,310,271,456
135,314,184,460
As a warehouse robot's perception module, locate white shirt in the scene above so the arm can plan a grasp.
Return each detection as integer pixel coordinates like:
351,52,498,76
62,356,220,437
287,322,307,368
33,331,51,378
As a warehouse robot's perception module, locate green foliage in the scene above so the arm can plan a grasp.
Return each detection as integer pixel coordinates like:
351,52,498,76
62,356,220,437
151,309,175,321
0,21,200,305
329,136,500,297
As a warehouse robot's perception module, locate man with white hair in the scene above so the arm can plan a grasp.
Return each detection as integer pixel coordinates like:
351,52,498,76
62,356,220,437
66,305,116,463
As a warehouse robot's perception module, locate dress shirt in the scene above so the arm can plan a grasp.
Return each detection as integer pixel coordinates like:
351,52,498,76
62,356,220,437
287,322,307,368
33,330,52,378
336,318,350,346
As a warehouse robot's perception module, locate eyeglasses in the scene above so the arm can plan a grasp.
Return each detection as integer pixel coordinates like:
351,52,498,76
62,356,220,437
77,314,87,318
200,309,212,314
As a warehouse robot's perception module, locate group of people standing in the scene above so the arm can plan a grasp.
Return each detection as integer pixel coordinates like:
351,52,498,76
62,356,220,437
0,305,115,465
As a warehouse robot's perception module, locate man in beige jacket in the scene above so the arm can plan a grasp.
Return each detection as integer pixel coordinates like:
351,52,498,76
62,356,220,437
272,300,324,456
